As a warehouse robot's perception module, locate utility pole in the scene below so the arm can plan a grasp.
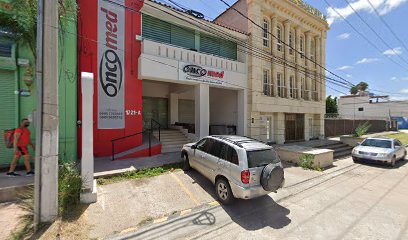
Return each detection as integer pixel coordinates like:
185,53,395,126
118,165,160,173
34,0,59,227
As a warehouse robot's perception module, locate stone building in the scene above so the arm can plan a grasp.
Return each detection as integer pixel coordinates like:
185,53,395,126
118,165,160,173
215,0,329,143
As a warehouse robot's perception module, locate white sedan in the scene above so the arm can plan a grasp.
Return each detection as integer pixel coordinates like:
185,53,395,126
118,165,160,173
352,137,407,167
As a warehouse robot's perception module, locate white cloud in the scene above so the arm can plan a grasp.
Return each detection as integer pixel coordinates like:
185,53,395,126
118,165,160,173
391,76,408,81
337,33,351,40
327,0,408,26
400,88,408,94
383,47,403,56
356,58,380,64
337,65,353,70
346,74,353,78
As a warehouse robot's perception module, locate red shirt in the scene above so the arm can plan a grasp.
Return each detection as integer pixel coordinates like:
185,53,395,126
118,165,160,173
15,128,31,147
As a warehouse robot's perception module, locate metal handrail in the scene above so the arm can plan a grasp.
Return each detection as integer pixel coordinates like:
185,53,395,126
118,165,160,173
111,130,151,161
150,118,161,141
111,118,162,161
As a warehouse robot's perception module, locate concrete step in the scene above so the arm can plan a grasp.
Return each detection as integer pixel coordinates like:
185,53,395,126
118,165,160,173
160,140,190,146
162,146,184,153
329,145,353,152
326,143,349,149
334,150,352,159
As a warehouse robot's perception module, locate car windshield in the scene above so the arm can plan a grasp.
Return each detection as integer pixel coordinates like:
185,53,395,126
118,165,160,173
247,149,280,168
361,139,392,149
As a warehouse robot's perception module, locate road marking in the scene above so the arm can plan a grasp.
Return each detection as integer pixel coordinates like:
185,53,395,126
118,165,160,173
153,217,168,224
170,172,200,206
208,201,219,206
180,209,192,216
120,227,138,234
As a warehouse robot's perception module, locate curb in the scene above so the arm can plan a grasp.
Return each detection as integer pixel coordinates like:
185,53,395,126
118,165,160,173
0,184,33,203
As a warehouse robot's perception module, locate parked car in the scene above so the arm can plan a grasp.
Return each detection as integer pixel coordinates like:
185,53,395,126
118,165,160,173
352,137,407,167
181,135,285,204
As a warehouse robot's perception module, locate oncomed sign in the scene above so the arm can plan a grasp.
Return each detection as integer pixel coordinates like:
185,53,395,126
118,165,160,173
98,0,125,129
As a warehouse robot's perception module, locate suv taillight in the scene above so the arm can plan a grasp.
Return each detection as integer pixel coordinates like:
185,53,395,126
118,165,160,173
241,170,250,184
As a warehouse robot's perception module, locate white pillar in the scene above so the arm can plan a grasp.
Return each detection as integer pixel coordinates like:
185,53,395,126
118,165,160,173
275,112,285,144
80,72,97,204
319,114,325,139
237,89,247,136
169,93,179,125
195,84,209,139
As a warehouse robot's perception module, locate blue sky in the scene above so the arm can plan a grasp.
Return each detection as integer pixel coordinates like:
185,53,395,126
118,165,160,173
157,0,408,100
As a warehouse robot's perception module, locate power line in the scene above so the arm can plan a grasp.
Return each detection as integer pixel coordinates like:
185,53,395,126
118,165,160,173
342,0,408,66
216,0,360,88
366,0,408,56
323,0,408,72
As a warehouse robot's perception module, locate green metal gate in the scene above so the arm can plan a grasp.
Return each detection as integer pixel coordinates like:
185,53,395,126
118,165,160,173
0,70,17,167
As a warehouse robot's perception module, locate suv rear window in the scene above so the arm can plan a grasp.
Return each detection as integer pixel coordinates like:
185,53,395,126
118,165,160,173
246,149,280,168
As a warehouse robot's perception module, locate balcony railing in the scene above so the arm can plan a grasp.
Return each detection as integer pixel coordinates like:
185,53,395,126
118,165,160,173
277,86,287,98
263,84,275,97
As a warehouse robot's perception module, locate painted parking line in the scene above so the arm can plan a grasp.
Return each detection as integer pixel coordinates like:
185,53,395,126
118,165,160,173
170,172,201,206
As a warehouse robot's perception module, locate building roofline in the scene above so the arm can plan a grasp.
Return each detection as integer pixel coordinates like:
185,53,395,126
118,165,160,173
212,0,242,22
148,0,249,35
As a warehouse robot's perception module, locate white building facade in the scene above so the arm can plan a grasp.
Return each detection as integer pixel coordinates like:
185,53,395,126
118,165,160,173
338,95,408,122
139,1,248,140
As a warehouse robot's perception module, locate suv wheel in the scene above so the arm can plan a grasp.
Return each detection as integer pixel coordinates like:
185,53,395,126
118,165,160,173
182,153,190,171
215,178,234,204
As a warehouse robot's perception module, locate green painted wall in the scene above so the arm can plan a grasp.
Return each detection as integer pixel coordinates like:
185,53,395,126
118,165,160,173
0,1,77,167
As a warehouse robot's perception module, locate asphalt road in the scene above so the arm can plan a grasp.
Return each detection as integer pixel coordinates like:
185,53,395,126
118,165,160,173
110,158,408,240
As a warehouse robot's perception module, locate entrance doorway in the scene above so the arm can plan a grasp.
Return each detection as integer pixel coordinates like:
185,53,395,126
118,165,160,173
285,113,304,142
142,97,168,129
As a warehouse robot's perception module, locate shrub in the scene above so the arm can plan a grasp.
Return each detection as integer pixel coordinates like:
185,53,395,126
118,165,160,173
298,154,322,171
58,163,82,217
353,122,371,137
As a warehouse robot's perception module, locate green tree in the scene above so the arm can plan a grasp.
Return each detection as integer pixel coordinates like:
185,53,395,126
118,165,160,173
0,0,77,58
350,81,369,95
350,86,358,94
326,95,338,114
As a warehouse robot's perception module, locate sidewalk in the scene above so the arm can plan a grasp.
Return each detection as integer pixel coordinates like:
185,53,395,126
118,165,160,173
94,152,181,177
40,157,355,239
0,172,33,203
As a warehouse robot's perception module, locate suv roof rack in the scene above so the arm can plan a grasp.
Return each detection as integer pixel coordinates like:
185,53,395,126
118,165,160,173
212,136,263,148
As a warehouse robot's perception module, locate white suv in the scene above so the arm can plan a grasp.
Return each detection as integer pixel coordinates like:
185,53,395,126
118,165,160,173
181,135,285,204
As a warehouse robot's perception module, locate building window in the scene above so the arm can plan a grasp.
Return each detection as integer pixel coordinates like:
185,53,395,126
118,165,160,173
312,77,318,101
262,19,270,47
300,36,304,59
0,43,12,58
301,76,306,99
277,73,285,97
289,31,293,55
263,69,272,96
310,39,315,62
289,75,296,98
358,107,364,111
277,25,282,52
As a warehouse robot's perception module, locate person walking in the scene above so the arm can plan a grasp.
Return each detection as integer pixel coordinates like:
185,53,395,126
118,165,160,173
7,118,35,177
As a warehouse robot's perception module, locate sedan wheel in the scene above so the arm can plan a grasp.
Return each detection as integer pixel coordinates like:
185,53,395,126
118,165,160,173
390,156,396,167
215,178,234,204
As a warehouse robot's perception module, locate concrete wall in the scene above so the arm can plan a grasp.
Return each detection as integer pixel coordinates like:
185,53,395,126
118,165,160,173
339,95,408,120
209,87,238,126
142,81,169,98
213,0,248,33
